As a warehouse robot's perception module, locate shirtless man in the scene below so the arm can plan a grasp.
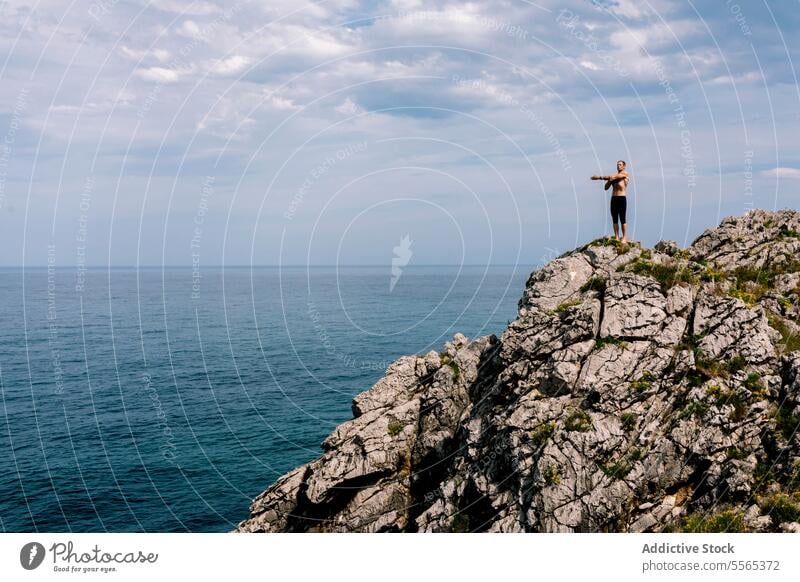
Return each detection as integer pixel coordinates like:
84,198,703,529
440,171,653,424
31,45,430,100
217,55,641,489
591,160,629,244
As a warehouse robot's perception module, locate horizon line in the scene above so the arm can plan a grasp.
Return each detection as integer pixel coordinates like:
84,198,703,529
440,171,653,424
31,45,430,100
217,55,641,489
0,263,535,269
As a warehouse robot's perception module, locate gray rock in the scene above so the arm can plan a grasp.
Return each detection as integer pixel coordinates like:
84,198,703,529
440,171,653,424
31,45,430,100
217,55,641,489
654,240,680,256
236,209,800,533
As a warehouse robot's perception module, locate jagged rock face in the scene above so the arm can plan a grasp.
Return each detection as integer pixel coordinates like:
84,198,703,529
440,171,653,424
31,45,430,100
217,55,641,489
236,209,800,533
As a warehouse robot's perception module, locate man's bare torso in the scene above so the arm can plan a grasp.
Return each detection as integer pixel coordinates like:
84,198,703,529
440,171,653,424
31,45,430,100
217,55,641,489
610,173,628,196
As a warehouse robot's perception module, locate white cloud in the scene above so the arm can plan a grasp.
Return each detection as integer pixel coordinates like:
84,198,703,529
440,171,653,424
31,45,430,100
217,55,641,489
197,86,299,140
135,66,191,83
601,0,677,20
762,167,800,179
211,55,250,75
389,0,424,9
371,5,490,43
606,0,649,20
253,0,360,22
242,24,357,62
146,0,222,16
120,46,172,63
600,20,702,82
267,95,299,110
707,71,763,85
176,20,204,39
335,97,362,115
4,0,797,267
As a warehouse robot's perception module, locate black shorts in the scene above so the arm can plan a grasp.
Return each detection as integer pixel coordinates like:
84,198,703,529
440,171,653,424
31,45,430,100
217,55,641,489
610,196,627,225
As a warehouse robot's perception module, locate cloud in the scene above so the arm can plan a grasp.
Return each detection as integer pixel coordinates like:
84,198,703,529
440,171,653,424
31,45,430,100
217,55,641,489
210,55,250,75
593,0,678,20
120,46,172,63
176,20,205,39
196,85,299,140
145,0,222,16
3,0,799,266
135,66,191,83
762,167,800,179
335,97,363,115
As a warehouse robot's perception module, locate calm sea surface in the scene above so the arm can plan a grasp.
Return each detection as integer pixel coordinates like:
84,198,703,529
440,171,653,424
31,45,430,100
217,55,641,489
0,266,528,532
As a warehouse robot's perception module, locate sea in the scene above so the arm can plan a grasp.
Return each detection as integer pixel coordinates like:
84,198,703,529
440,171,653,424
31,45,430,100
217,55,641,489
0,265,528,532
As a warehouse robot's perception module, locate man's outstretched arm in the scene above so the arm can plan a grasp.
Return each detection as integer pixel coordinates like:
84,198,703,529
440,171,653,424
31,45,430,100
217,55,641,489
592,171,627,182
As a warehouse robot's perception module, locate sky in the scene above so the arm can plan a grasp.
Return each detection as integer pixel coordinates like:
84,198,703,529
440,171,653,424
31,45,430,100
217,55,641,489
0,0,799,266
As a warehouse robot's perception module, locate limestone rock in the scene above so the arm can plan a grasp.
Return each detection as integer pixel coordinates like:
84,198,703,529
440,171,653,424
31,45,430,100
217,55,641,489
236,209,800,533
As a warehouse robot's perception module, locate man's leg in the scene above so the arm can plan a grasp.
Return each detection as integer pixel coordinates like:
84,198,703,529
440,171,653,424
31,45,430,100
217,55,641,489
621,222,628,244
611,197,621,239
619,197,628,244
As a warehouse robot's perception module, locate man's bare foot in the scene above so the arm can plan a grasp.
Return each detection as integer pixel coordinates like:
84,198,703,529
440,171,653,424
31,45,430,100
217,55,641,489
620,238,628,245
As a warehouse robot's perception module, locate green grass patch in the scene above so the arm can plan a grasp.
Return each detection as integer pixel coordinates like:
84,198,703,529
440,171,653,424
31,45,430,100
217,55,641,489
775,404,800,441
626,258,698,292
439,353,462,382
788,461,800,492
726,446,748,461
630,376,653,393
758,493,800,524
529,423,556,448
725,355,747,374
594,336,629,350
589,236,632,254
778,224,800,239
589,236,618,248
754,460,776,494
699,266,726,283
726,261,800,307
684,369,707,388
542,465,561,486
778,295,794,311
710,386,748,421
731,259,800,298
564,409,593,432
387,419,405,437
679,401,709,420
695,350,729,379
551,298,582,314
677,510,746,533
743,372,766,398
600,460,632,479
620,412,638,432
728,287,761,307
766,311,800,353
732,265,773,287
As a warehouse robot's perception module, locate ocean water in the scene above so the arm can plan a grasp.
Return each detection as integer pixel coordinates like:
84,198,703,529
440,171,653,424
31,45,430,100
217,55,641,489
0,265,527,532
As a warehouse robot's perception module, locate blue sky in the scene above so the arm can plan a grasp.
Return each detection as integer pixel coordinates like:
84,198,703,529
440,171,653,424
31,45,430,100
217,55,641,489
0,0,798,266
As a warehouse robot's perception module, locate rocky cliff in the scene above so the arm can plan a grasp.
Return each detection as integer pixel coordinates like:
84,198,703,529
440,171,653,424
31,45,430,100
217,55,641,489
236,209,800,533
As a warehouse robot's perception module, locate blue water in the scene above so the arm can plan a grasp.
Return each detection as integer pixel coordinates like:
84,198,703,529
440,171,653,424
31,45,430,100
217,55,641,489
0,266,527,532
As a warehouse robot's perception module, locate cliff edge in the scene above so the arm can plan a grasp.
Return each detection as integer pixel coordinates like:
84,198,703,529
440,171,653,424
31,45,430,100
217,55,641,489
236,208,800,533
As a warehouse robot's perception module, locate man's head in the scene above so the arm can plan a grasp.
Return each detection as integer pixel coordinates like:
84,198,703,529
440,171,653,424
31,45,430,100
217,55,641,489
617,160,626,171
